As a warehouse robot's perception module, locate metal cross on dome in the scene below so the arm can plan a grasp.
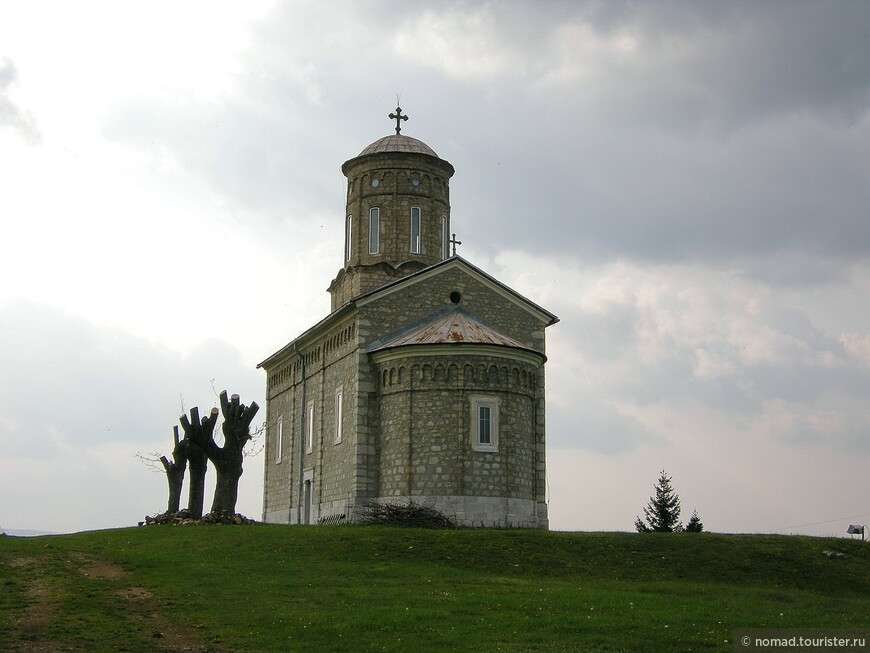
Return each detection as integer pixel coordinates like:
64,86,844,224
389,106,408,135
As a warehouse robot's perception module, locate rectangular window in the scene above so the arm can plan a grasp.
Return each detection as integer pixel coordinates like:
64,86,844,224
441,215,449,258
470,396,499,452
275,416,283,463
345,215,353,262
478,405,491,445
334,389,343,444
306,402,315,453
368,207,379,254
410,207,421,254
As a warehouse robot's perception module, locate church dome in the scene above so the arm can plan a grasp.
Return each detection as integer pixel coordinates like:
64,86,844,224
358,134,440,158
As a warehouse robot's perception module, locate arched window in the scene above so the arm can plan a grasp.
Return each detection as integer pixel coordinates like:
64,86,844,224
369,207,380,254
410,207,421,254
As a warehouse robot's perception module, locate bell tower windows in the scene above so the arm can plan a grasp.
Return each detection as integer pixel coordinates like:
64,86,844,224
330,127,455,311
441,216,449,259
410,207,421,254
368,207,380,255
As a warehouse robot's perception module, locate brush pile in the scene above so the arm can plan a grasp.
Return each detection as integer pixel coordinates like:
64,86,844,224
140,509,256,526
358,500,456,529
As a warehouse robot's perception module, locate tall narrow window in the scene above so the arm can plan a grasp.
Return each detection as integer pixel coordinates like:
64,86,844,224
478,405,491,445
470,395,499,452
275,416,284,463
345,215,353,263
410,207,421,254
368,207,379,254
334,388,343,444
306,402,315,453
441,215,449,258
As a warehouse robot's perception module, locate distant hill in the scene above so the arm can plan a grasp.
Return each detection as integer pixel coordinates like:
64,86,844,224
1,527,56,537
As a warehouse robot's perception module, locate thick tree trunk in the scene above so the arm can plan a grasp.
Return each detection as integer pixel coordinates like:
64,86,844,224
178,406,219,519
186,448,208,518
207,391,259,515
160,426,187,514
210,458,244,515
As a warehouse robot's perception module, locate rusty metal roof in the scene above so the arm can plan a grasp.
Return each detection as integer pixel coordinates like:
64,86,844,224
369,308,527,351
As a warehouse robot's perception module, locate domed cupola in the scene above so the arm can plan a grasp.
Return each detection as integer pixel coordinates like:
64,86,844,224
329,108,455,311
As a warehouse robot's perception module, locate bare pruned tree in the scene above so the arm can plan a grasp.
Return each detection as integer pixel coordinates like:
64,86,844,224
178,406,219,519
159,426,188,514
206,391,260,515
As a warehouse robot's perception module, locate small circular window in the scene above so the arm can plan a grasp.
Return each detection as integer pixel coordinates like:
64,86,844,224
450,291,462,304
371,178,379,188
411,178,420,187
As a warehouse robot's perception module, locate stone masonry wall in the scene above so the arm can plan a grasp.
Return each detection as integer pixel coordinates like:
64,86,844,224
373,352,544,527
362,266,548,355
262,317,360,524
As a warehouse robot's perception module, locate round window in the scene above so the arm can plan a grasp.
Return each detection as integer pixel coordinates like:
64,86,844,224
450,291,462,304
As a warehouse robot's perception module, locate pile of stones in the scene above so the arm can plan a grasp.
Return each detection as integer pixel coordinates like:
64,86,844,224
358,499,456,529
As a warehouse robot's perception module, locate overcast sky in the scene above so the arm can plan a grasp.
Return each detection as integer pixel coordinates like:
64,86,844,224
1,1,869,536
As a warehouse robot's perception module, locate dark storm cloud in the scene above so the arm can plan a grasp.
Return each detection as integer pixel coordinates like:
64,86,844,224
0,302,262,459
98,3,870,266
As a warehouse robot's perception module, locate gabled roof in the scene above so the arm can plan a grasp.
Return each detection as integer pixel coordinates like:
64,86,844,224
356,256,559,327
368,306,527,352
257,256,558,370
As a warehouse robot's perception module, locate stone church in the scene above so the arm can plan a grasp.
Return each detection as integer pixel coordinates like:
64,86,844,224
259,110,558,528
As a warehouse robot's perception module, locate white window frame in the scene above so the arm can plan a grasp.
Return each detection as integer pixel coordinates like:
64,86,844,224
368,207,380,254
306,401,315,454
470,395,499,452
410,207,421,254
334,388,343,444
275,415,284,463
345,215,353,263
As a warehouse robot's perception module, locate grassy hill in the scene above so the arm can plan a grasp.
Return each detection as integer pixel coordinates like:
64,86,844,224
1,525,868,652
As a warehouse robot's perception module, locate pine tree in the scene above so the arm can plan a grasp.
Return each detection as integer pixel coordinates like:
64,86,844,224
685,508,704,533
635,470,682,533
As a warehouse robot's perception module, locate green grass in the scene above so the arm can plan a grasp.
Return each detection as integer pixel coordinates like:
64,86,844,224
1,526,868,652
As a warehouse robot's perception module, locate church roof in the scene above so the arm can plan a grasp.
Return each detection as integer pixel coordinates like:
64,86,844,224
369,307,527,353
358,134,439,158
356,256,559,327
257,257,558,370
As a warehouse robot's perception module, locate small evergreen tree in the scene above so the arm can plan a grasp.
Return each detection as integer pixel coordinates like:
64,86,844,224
685,508,704,533
635,470,682,533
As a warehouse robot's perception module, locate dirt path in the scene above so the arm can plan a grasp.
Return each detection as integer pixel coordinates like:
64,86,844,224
2,550,225,652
